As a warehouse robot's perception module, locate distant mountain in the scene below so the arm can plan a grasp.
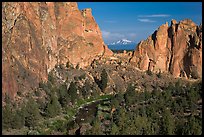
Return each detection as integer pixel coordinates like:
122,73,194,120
109,39,133,45
107,39,136,50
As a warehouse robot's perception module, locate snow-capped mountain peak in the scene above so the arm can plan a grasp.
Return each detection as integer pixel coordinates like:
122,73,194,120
109,39,133,45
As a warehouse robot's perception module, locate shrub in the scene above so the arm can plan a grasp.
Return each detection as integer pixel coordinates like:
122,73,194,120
157,71,162,78
17,91,23,97
146,70,153,76
75,64,80,69
78,74,86,80
34,90,41,97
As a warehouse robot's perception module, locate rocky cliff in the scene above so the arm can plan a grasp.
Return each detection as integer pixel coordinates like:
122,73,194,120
2,2,113,98
130,19,202,79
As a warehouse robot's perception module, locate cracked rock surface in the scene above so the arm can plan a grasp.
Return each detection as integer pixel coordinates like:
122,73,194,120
130,19,202,79
2,2,113,97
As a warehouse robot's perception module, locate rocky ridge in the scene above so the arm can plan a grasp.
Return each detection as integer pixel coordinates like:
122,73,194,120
2,2,113,97
130,19,202,79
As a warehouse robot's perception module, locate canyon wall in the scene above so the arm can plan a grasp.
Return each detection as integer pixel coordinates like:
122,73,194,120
2,2,112,97
130,19,202,79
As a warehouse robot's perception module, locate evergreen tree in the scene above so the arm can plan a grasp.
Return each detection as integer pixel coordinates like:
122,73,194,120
144,89,151,101
117,108,126,132
24,98,41,128
160,108,175,135
100,69,108,91
46,94,62,118
90,117,103,135
124,83,136,106
48,72,55,85
174,116,185,135
68,81,78,103
2,103,13,129
133,115,152,135
111,97,120,108
110,123,119,135
58,83,69,108
152,88,160,98
81,80,91,99
171,100,180,114
11,108,25,129
182,115,202,135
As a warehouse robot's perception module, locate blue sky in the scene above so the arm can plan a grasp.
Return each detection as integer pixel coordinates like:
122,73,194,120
78,2,202,44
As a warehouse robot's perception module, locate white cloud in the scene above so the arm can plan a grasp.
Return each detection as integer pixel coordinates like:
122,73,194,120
102,30,125,40
138,14,170,18
128,33,137,37
138,19,156,23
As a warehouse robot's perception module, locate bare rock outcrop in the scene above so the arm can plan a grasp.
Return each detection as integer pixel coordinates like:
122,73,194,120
2,2,113,98
130,19,202,79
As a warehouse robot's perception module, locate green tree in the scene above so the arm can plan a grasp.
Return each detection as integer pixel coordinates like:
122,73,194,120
110,123,119,135
160,108,175,135
124,83,136,106
68,81,78,103
188,85,199,104
48,71,56,85
174,116,185,135
90,117,103,135
11,108,26,129
174,79,182,95
152,88,160,98
46,94,62,118
2,103,13,129
171,100,180,114
162,90,172,107
81,80,91,99
115,92,124,105
100,69,108,91
111,97,120,108
24,98,41,128
182,115,202,135
139,105,147,117
117,108,126,131
58,83,69,108
144,89,151,101
132,115,152,135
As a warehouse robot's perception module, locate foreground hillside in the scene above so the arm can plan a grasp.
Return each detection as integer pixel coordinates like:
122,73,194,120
2,60,202,135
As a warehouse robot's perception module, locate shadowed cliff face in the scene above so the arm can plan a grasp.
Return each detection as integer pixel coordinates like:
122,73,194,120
130,19,202,79
2,2,113,98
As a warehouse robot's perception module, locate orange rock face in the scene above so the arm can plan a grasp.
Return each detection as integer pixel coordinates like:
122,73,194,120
130,19,202,79
2,2,113,98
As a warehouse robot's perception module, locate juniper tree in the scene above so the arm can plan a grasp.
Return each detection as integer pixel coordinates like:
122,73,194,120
68,81,78,103
100,69,108,92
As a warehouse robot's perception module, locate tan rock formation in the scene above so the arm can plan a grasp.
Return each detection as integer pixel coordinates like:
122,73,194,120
130,19,202,79
2,2,113,98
